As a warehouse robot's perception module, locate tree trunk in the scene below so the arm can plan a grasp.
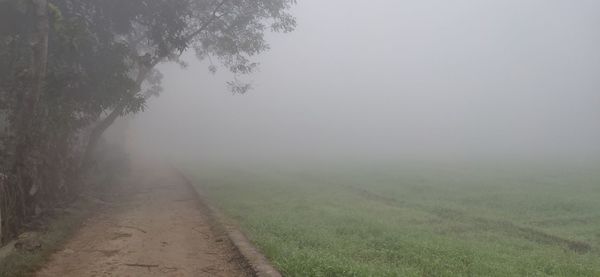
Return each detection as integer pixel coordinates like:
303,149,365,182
81,102,126,170
80,66,151,170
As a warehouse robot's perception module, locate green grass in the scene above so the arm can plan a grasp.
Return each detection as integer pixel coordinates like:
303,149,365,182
187,161,600,276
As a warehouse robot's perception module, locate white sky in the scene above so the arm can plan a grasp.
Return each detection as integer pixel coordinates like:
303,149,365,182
128,0,600,163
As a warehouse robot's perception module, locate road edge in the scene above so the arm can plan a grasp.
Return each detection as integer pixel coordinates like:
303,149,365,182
177,170,283,277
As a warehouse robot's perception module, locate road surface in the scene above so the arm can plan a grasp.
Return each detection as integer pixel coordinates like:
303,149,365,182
37,163,250,277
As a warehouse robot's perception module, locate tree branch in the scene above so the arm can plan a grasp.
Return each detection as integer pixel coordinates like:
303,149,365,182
184,0,229,41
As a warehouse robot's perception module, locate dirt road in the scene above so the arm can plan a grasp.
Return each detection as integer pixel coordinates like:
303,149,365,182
36,164,250,277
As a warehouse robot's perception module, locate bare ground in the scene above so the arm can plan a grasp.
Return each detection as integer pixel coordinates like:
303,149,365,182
36,163,251,277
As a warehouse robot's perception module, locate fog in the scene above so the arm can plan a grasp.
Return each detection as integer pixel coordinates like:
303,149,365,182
126,0,600,164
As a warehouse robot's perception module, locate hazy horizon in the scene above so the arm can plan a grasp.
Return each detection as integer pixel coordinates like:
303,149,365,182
124,0,600,164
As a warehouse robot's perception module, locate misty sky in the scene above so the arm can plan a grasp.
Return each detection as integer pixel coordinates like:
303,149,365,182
128,0,600,163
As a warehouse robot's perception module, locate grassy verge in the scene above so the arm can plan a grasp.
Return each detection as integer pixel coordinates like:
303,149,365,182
0,145,128,277
186,161,600,276
0,201,94,277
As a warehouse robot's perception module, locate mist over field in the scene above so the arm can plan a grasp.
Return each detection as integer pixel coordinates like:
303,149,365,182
127,0,600,165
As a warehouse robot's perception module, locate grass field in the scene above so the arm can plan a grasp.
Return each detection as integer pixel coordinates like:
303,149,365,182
187,161,600,276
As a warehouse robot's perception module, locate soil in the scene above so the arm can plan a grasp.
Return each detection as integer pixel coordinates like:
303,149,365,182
36,163,251,277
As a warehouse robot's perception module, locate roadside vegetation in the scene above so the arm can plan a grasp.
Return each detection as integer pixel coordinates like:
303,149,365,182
0,143,129,277
188,161,600,276
0,200,92,277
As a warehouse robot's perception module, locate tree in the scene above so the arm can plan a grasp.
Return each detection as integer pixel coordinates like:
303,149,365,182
0,0,296,244
0,0,50,242
81,0,297,167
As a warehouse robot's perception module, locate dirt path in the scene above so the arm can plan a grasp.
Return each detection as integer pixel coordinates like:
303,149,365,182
36,163,250,277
